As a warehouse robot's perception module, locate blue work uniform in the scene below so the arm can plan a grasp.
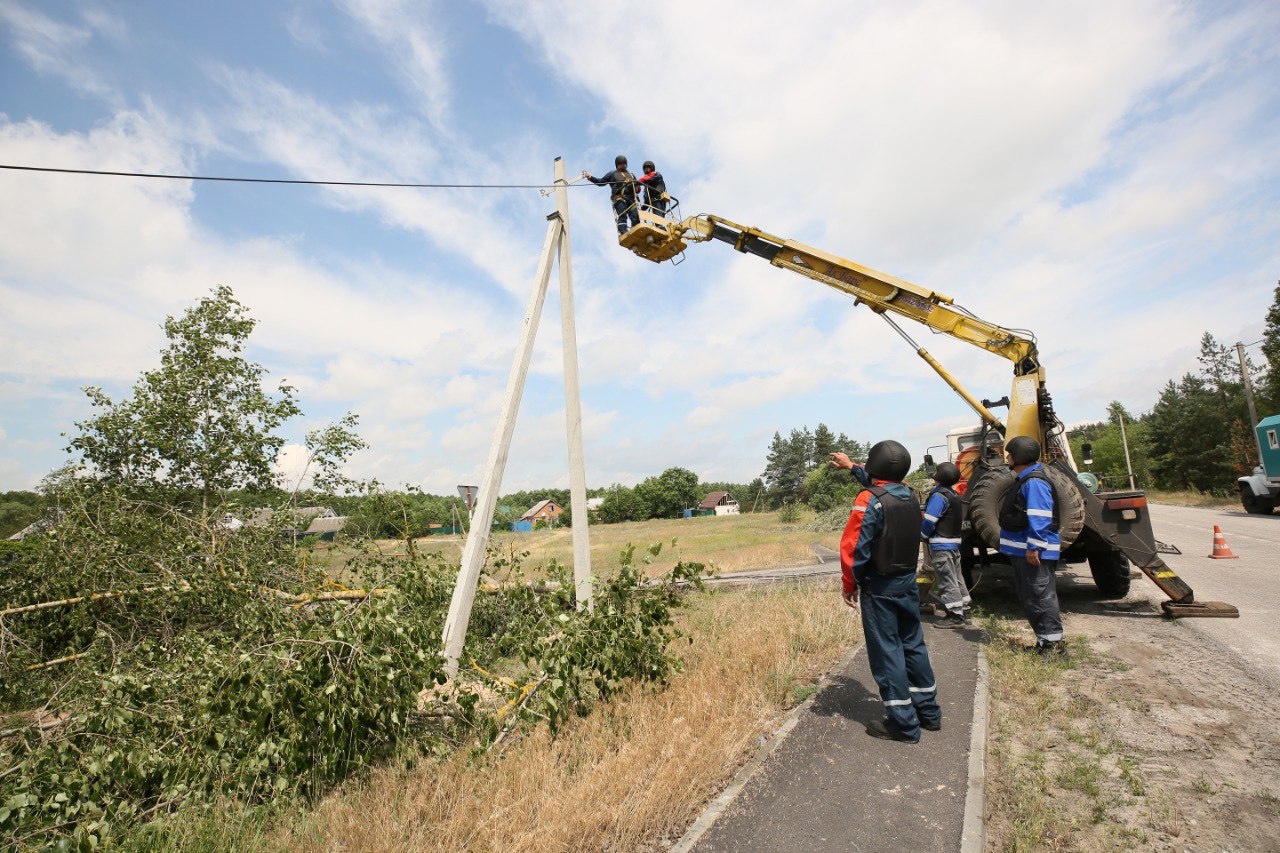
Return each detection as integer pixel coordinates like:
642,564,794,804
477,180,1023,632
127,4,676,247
997,463,1064,643
840,466,941,742
921,488,962,551
922,484,970,616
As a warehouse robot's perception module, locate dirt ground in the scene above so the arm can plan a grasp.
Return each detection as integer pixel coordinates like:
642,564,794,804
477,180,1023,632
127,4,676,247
979,563,1280,851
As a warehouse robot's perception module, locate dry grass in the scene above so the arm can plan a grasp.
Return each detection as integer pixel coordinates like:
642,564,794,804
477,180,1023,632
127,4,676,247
267,581,858,851
1145,489,1239,511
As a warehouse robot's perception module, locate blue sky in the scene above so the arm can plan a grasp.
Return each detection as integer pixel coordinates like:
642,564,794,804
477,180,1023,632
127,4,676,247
1,0,1278,495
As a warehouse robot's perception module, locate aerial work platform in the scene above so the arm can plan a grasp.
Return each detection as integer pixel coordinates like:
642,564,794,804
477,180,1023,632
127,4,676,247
619,204,687,263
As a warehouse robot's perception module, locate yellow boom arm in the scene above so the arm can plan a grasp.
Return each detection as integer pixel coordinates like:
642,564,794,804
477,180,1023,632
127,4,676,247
622,211,1053,449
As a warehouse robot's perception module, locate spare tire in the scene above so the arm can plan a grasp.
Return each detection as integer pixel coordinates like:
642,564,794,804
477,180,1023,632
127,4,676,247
967,462,1086,552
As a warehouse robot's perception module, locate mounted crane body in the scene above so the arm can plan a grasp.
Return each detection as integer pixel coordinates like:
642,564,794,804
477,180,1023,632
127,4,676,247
621,212,1237,617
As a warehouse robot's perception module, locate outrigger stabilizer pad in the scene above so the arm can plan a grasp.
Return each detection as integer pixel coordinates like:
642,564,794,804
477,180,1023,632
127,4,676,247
1161,600,1239,618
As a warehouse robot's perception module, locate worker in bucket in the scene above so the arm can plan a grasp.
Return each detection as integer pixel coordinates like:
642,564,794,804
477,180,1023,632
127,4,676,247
637,160,668,216
921,461,972,627
997,435,1068,659
583,155,639,235
831,442,941,743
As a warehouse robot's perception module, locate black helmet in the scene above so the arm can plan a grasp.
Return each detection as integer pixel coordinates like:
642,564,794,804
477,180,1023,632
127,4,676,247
865,440,911,482
615,155,628,167
1005,435,1041,466
642,160,655,171
933,461,961,487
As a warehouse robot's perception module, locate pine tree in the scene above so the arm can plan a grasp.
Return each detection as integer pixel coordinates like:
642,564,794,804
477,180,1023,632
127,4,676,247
1261,281,1280,411
812,423,837,467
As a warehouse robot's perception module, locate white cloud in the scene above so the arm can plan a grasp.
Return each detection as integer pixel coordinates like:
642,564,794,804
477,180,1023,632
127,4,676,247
337,0,451,123
0,1,126,101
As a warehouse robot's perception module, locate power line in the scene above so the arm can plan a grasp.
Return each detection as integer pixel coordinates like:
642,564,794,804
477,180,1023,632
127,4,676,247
0,163,578,190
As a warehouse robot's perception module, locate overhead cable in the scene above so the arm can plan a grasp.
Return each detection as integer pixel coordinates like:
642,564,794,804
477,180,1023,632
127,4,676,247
0,163,577,190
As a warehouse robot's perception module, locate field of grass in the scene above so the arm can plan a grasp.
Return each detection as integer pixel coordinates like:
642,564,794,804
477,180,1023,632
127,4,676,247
310,508,841,583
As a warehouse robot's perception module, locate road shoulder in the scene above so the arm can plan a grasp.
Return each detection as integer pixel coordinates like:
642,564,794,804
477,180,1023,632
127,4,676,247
677,618,984,852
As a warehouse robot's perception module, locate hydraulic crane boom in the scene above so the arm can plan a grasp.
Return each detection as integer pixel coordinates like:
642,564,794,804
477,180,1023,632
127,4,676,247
619,205,1238,617
622,211,1055,451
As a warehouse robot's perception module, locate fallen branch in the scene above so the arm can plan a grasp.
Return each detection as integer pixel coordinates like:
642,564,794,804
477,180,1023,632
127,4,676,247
259,586,389,605
489,675,548,751
24,652,90,672
0,583,191,619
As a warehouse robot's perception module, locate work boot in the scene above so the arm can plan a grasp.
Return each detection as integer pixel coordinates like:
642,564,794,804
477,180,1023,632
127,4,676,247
1035,640,1069,660
935,611,970,629
865,719,917,743
921,718,942,732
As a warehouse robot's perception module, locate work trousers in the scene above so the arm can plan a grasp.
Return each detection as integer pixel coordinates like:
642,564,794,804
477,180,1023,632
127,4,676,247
612,197,639,234
929,549,971,616
860,584,941,742
1010,555,1064,642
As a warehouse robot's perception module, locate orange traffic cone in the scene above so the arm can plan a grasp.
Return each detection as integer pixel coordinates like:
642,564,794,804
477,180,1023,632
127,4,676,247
1208,525,1239,559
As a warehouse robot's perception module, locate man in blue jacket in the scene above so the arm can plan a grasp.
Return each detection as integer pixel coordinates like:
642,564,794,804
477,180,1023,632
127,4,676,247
997,435,1067,659
583,155,639,235
921,461,971,627
832,440,941,743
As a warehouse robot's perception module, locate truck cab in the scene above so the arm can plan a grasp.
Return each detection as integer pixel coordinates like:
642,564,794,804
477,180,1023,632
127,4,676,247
1237,414,1280,514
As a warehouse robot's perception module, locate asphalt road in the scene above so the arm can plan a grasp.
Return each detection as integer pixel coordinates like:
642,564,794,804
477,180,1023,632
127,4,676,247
1142,502,1280,686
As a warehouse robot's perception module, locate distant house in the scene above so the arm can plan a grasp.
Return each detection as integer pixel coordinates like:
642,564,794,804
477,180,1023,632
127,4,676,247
511,499,564,531
698,492,740,517
245,506,335,527
585,497,605,512
6,511,64,541
304,515,349,542
246,506,339,540
6,519,45,541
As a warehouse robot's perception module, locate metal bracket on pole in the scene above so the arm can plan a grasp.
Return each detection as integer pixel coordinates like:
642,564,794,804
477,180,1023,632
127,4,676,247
439,158,595,678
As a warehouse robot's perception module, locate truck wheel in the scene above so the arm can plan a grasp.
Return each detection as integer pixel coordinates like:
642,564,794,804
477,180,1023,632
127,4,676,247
1241,492,1276,514
967,463,1087,552
1087,550,1131,598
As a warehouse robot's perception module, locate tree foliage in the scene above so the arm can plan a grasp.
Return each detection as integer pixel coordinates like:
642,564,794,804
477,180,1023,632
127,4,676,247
634,467,700,519
761,424,863,508
1260,280,1280,410
0,495,701,847
1067,402,1150,490
0,491,46,539
67,286,302,508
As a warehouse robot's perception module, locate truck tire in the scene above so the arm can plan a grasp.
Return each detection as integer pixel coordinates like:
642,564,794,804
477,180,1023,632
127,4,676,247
1241,491,1276,514
1087,550,1132,598
967,463,1087,552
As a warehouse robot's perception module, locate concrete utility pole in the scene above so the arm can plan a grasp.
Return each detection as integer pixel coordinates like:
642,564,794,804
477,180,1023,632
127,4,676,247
554,159,593,609
1237,341,1263,465
440,158,593,679
1117,410,1137,491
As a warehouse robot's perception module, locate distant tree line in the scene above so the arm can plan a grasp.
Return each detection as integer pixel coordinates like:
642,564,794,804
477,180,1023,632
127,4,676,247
759,423,871,510
1068,283,1280,494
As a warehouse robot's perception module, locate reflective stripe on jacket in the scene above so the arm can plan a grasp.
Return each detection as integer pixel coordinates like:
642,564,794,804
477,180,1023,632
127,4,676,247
921,488,961,551
997,463,1061,559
